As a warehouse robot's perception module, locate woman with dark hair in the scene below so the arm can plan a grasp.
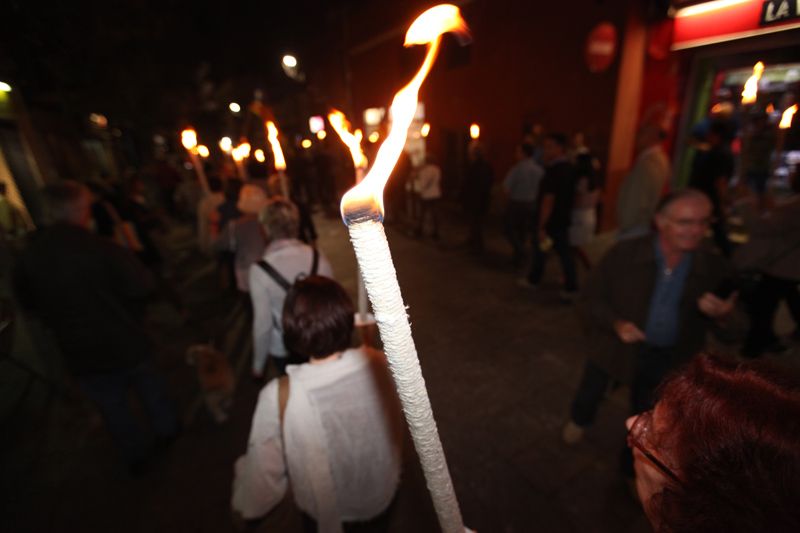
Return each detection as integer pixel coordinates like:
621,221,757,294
627,353,800,532
232,276,403,532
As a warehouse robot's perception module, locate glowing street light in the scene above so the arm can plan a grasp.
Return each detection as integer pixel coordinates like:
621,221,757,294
282,55,298,68
229,102,241,113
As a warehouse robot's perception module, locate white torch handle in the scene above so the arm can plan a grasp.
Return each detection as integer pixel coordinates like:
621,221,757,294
347,218,463,533
189,152,210,195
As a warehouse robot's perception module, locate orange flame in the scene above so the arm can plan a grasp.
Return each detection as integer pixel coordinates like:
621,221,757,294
181,128,198,151
329,109,368,170
741,61,764,105
340,4,469,219
780,104,798,129
469,123,480,140
197,145,210,158
266,121,287,171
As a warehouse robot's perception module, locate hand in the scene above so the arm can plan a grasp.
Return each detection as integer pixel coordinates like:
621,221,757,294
698,291,737,319
613,320,646,344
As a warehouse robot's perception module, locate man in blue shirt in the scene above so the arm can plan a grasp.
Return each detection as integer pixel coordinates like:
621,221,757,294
503,143,544,266
562,189,745,477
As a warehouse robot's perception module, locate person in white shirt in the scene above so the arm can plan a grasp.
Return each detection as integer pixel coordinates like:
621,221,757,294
249,198,333,378
232,276,403,532
413,153,443,239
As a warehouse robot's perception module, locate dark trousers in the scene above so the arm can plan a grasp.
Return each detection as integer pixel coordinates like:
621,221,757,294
569,360,612,427
416,198,440,238
528,227,578,292
743,274,800,357
77,362,178,465
301,498,395,533
504,201,536,263
620,346,675,476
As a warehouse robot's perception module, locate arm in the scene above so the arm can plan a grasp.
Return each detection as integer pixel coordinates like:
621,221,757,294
231,381,288,519
249,267,273,376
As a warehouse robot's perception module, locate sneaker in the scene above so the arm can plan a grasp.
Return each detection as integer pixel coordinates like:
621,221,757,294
562,420,585,445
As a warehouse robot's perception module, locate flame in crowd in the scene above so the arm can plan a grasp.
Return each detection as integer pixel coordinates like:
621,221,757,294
780,104,798,129
741,61,764,105
254,149,266,162
197,145,210,158
329,109,368,170
219,137,232,153
340,4,469,218
231,145,245,162
266,121,287,171
421,122,431,138
469,123,480,139
181,128,198,151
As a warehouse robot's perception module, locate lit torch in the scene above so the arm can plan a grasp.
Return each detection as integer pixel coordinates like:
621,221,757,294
741,61,764,105
266,121,289,198
328,108,373,328
779,104,797,130
339,5,469,533
181,128,210,194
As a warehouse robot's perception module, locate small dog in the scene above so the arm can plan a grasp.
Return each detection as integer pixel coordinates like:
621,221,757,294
186,344,235,423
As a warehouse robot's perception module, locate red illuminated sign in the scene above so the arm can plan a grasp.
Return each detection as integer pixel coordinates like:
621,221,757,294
673,0,800,50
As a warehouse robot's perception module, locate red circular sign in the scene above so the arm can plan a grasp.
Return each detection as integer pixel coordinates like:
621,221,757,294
585,22,618,73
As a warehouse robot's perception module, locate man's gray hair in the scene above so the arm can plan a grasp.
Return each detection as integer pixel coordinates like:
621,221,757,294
656,187,711,215
259,197,299,240
44,181,91,224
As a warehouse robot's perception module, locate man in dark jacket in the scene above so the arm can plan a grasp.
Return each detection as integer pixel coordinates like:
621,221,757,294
562,189,745,474
14,181,178,472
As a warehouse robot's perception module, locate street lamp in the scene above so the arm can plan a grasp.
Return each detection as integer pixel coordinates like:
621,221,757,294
229,102,241,113
282,55,298,68
0,82,11,92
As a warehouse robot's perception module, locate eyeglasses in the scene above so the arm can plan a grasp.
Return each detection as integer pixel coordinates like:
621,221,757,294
627,411,683,485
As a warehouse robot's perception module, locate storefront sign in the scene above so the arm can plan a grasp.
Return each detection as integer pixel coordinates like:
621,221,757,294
673,0,800,50
761,0,800,25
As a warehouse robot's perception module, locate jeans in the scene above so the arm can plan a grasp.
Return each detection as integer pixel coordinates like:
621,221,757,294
78,362,178,465
569,360,612,427
620,345,675,476
504,201,536,263
528,226,578,292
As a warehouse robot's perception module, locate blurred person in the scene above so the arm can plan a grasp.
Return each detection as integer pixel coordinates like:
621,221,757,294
413,153,442,240
287,148,318,245
0,181,27,242
197,176,225,254
13,181,178,473
213,184,268,293
232,276,403,532
313,143,337,216
524,133,578,298
734,168,800,357
461,143,494,253
569,152,601,269
616,125,671,240
689,121,735,256
249,198,333,379
563,190,746,477
503,142,544,266
741,111,776,207
627,353,800,532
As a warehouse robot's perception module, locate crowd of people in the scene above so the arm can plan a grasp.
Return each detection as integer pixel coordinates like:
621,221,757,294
4,110,800,532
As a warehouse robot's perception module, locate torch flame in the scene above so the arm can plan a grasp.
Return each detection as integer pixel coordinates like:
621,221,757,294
329,109,368,170
340,4,469,219
181,128,198,151
266,121,287,171
780,104,798,129
741,61,764,105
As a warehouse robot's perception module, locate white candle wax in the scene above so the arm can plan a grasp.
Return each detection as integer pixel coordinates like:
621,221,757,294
346,216,463,533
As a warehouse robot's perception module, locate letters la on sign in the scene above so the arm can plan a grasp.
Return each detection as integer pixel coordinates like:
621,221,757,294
760,0,800,25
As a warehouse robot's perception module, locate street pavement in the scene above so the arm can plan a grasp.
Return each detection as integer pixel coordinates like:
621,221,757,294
3,205,798,533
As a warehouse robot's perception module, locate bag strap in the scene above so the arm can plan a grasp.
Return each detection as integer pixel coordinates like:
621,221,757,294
277,375,290,427
256,260,292,291
310,247,319,276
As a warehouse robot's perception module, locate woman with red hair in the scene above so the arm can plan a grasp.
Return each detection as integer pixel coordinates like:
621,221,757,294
627,353,800,532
